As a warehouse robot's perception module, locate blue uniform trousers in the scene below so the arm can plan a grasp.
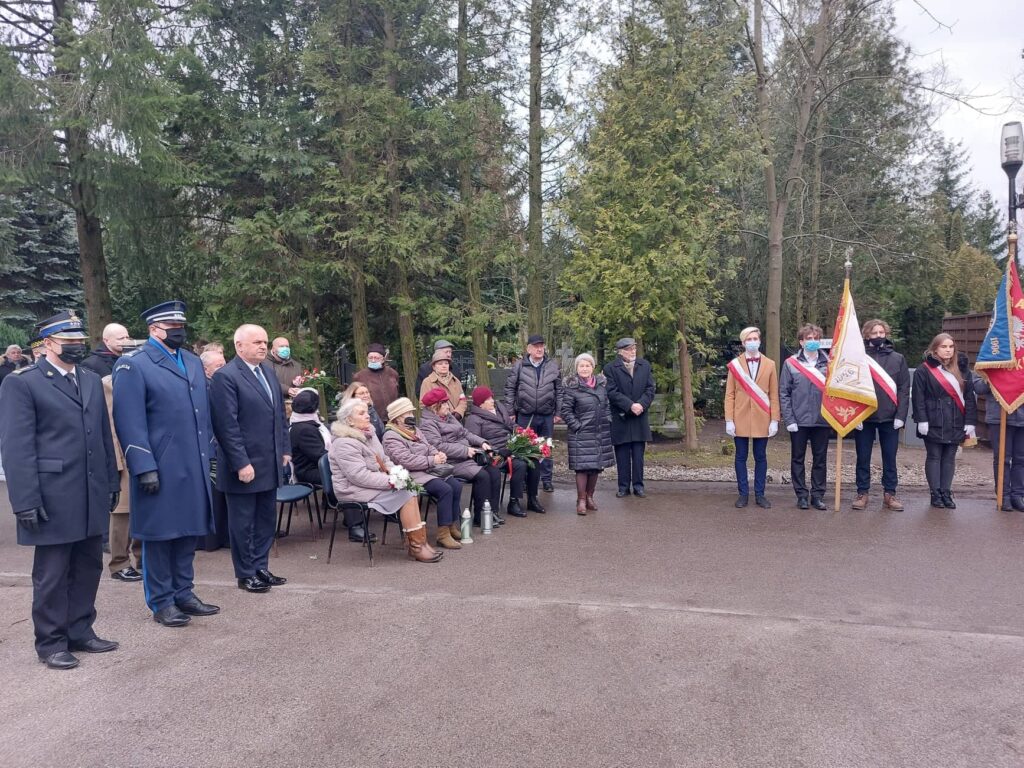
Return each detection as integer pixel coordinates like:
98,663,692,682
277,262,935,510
614,442,647,494
141,537,197,613
734,437,768,497
32,535,103,657
226,489,276,579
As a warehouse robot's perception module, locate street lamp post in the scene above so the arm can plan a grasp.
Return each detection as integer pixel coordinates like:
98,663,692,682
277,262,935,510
1001,121,1023,262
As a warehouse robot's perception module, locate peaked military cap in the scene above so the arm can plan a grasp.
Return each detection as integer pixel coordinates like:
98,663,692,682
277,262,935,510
36,310,87,340
142,300,187,325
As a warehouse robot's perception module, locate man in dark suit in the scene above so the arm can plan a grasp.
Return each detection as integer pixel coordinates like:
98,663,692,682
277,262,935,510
210,324,291,593
0,311,121,669
604,338,656,498
112,301,219,627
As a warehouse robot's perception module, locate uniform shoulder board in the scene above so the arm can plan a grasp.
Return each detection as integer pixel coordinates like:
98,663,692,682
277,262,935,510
13,364,36,374
122,348,142,358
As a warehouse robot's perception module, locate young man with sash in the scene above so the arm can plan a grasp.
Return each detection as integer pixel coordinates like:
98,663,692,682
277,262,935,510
725,327,780,508
912,334,977,508
779,324,831,510
852,319,910,511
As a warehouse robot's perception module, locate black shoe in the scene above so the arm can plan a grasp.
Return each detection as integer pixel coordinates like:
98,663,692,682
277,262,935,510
616,489,630,498
256,569,287,586
810,498,827,511
69,637,119,653
492,511,505,526
1002,498,1014,512
506,499,526,518
1012,496,1024,512
39,651,79,670
348,525,378,543
153,605,191,627
526,497,546,513
111,566,143,582
930,491,945,509
542,481,554,493
797,497,810,510
633,488,646,498
940,491,956,509
735,495,748,508
176,596,221,616
755,495,772,509
238,576,271,593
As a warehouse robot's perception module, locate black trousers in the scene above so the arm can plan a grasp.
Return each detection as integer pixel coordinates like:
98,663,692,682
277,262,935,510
226,489,277,579
507,457,540,500
471,464,502,520
924,441,958,493
790,426,830,500
990,424,1024,500
141,536,197,613
32,535,103,657
614,442,646,493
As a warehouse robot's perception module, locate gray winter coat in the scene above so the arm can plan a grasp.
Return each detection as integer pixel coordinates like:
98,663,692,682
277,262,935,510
381,426,444,485
560,374,615,472
973,375,1024,426
419,408,486,480
463,402,515,451
504,356,562,416
778,351,831,428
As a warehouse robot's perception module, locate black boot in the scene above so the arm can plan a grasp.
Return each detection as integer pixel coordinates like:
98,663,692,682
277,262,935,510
506,498,526,518
929,490,945,508
796,496,810,510
1001,496,1013,512
527,496,546,513
940,490,956,509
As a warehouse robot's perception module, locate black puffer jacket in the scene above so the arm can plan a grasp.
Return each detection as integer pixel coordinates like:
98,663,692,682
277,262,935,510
504,356,562,416
464,402,515,451
864,338,910,423
911,356,977,444
560,375,614,472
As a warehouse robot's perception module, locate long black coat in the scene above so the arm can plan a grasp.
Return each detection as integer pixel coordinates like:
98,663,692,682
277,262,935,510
560,375,615,471
911,356,977,444
0,359,119,546
210,356,290,494
289,420,328,485
604,357,655,444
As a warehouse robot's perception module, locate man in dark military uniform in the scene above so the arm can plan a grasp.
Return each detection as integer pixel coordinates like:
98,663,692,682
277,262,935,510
112,301,220,627
0,311,121,669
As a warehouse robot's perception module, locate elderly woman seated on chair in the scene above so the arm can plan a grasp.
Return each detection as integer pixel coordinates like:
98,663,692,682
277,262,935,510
381,397,465,551
329,398,443,563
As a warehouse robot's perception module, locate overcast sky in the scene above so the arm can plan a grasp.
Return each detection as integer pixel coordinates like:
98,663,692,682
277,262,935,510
893,0,1023,216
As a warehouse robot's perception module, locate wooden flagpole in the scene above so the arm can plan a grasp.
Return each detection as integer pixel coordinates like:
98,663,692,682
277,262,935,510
834,435,842,511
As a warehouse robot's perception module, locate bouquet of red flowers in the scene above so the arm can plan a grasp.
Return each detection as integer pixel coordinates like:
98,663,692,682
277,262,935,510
291,368,338,390
505,426,553,467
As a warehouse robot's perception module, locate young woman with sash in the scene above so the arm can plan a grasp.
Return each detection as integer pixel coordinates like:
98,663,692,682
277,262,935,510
725,327,781,508
779,324,831,510
911,333,977,509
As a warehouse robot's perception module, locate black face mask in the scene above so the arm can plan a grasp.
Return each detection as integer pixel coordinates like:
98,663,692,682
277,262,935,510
161,327,187,350
868,337,886,348
402,416,417,429
56,342,88,365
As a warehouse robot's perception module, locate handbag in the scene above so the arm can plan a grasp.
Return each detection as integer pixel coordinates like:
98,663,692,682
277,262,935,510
426,462,455,478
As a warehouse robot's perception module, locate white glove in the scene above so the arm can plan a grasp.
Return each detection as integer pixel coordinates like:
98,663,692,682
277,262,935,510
726,421,736,437
965,425,976,439
786,423,799,433
768,421,778,437
918,421,929,436
894,419,904,430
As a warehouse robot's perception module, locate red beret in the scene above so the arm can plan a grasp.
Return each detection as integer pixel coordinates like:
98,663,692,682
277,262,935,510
421,387,449,408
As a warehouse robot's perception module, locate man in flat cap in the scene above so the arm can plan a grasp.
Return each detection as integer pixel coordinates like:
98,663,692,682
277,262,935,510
352,341,400,417
504,334,561,497
0,311,121,669
604,338,656,498
113,300,220,627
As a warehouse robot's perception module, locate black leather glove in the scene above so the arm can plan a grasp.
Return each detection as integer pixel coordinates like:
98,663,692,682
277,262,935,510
109,492,120,512
138,471,160,495
15,508,48,533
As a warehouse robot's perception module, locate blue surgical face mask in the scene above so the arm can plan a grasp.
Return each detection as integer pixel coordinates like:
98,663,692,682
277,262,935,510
368,361,383,370
277,346,291,359
804,339,821,353
744,340,760,355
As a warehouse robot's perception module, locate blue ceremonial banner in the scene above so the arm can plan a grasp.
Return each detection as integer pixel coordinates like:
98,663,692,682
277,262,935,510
976,257,1024,412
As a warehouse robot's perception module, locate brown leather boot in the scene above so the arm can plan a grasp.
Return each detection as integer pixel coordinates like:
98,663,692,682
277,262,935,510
576,495,587,515
435,525,462,549
585,494,598,511
585,473,598,510
448,521,462,541
851,493,869,510
405,525,443,562
883,492,904,511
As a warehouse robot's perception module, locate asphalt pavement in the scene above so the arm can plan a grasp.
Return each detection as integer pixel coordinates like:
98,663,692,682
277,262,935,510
1,480,1023,767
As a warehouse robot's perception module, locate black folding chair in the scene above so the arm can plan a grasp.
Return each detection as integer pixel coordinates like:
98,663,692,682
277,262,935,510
319,453,396,566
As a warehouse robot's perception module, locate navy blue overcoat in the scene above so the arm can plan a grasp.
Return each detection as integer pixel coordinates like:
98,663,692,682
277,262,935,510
112,341,214,540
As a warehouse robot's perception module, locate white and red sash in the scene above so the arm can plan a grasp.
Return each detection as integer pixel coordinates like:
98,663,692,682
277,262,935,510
866,356,898,405
926,363,966,414
728,357,771,414
786,356,826,393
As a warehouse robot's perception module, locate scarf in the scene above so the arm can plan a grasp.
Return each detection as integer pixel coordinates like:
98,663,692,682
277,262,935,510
581,375,596,388
289,390,331,448
622,359,635,376
386,423,419,441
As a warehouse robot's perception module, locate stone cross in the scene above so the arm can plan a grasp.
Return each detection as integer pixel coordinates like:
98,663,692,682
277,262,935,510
556,343,574,373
